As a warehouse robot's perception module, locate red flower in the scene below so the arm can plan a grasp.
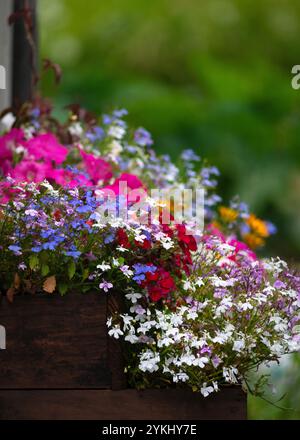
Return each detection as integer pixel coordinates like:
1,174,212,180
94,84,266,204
53,209,62,221
134,239,151,249
142,268,176,302
116,228,131,249
176,224,197,251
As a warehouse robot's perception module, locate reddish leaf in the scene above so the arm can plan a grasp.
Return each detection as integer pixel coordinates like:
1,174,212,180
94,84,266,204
6,287,15,303
42,59,62,85
14,273,21,290
43,276,56,294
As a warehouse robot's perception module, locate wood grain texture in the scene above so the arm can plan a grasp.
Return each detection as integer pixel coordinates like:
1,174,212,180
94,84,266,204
12,0,38,107
107,291,127,390
0,294,111,389
0,388,246,420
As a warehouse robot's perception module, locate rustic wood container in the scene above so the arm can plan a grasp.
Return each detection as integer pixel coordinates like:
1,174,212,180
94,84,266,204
0,293,247,420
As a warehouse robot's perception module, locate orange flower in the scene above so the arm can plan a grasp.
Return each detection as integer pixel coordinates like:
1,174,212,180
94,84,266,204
246,214,269,238
243,233,265,249
219,206,238,223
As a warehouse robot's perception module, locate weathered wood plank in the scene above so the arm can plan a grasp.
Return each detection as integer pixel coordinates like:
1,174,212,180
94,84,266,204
107,291,127,390
0,388,247,420
0,294,111,389
12,0,38,107
0,0,12,111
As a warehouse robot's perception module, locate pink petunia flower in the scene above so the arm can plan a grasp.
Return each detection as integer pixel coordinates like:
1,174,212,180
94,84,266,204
0,128,26,171
10,160,53,183
102,173,145,195
80,149,112,184
26,133,69,164
49,168,93,188
0,180,19,204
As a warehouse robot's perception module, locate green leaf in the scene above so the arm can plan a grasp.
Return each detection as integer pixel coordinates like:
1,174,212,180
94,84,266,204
58,283,68,296
292,324,300,334
68,260,76,280
82,268,89,281
118,257,125,265
29,255,39,270
41,264,50,276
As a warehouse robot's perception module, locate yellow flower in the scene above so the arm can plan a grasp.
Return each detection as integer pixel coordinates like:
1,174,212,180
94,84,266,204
246,214,269,238
219,206,238,223
243,233,265,249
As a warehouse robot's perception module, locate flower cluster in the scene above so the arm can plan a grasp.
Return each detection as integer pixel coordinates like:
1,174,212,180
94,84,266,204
0,180,193,299
0,105,299,398
108,241,300,395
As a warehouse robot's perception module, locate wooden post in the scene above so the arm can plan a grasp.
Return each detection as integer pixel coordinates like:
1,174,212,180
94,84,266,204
12,0,38,108
0,0,13,112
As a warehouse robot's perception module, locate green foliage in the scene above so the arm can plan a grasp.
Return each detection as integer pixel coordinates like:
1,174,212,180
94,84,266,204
41,264,50,276
38,0,300,260
68,260,76,280
248,354,300,420
29,254,39,270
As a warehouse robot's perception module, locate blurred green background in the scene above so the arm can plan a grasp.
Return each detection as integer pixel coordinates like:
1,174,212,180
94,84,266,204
38,0,300,418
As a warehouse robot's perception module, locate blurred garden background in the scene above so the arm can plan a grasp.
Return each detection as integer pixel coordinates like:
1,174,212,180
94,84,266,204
38,0,300,418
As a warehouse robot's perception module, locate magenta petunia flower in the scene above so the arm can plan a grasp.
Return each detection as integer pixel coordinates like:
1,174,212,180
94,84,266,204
10,160,53,183
0,128,26,171
26,133,69,164
102,173,145,195
49,168,93,188
80,149,112,184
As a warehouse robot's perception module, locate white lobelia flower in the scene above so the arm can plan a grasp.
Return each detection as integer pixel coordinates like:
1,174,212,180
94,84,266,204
233,339,245,352
238,302,253,311
170,313,183,326
25,209,39,217
69,122,83,137
120,265,134,278
108,125,126,140
212,331,230,344
15,145,26,154
173,372,189,383
108,325,123,339
139,351,160,373
125,332,139,344
120,314,133,330
195,277,204,287
192,356,209,368
0,112,16,130
134,231,147,243
157,337,174,348
125,292,142,304
154,232,174,250
137,320,157,334
117,246,129,253
40,180,60,197
112,258,120,267
216,243,235,255
200,383,215,397
182,280,195,291
223,367,239,383
130,304,146,318
270,343,284,355
97,261,111,272
209,275,237,288
187,310,198,320
190,339,207,349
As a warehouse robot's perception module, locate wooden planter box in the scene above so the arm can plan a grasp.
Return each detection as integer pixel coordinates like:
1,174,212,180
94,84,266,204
0,294,247,420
